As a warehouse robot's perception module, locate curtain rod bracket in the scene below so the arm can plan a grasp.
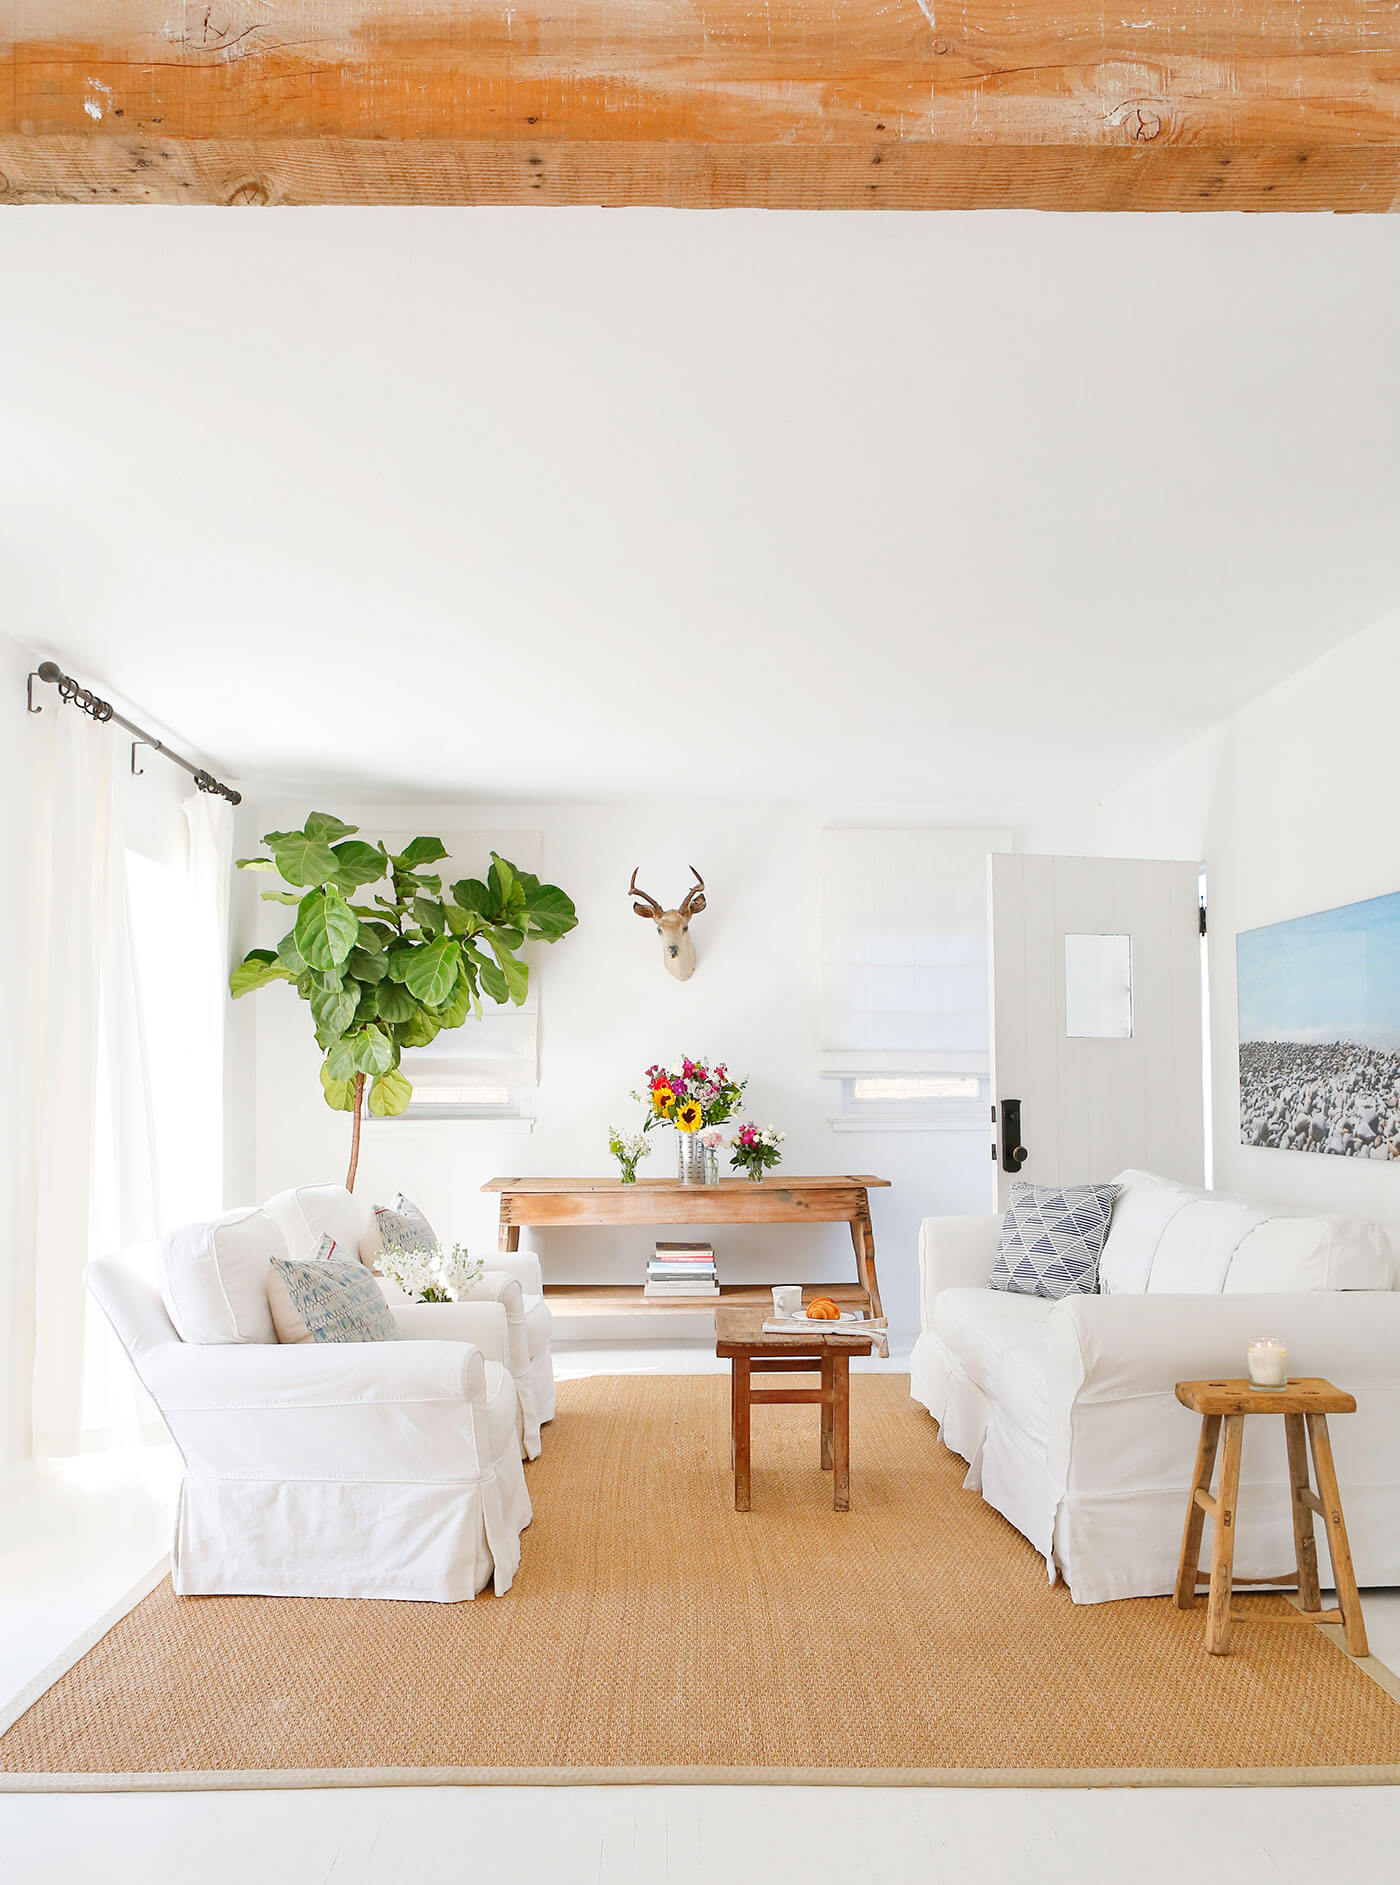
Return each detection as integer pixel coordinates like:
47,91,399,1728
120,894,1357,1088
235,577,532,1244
26,659,242,806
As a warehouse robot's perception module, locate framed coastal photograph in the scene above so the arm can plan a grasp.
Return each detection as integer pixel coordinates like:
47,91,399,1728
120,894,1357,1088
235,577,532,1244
1237,889,1400,1158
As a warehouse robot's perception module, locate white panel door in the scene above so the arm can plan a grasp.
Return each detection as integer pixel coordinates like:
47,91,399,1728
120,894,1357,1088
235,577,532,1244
989,854,1205,1208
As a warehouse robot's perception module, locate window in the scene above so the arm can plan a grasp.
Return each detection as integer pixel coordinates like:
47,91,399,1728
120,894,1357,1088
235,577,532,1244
820,827,1010,1129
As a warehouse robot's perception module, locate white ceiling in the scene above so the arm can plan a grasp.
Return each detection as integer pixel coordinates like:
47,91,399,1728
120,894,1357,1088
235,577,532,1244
3,209,1398,812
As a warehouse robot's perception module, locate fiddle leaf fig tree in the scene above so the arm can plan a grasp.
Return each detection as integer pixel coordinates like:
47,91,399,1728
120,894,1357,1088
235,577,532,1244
229,814,578,1189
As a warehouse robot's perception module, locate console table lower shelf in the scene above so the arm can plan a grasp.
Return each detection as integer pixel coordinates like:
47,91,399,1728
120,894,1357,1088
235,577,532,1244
482,1175,890,1320
542,1283,873,1319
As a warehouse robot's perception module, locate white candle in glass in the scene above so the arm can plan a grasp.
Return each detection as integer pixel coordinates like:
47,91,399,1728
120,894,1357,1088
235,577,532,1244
1247,1338,1288,1389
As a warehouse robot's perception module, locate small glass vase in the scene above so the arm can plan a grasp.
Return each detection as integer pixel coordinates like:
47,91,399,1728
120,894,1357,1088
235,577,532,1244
616,1160,639,1185
743,1163,765,1183
706,1148,719,1184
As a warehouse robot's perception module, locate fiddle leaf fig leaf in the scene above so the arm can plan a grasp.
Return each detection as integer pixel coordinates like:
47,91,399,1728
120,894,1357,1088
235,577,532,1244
350,1026,396,1075
385,940,416,983
374,979,417,1024
395,1009,441,1049
487,852,516,913
236,856,278,873
404,936,459,1006
451,877,492,920
268,831,340,887
310,981,357,1040
413,896,446,937
260,889,304,906
394,836,448,869
437,970,474,1029
320,1062,359,1111
294,887,358,971
229,949,291,998
368,1068,413,1117
276,931,308,976
521,881,577,941
478,958,509,1005
347,946,388,984
328,839,387,893
304,812,359,843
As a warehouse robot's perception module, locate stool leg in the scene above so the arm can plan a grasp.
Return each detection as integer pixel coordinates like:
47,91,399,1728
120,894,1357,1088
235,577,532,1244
832,1354,851,1512
1306,1413,1368,1657
1205,1414,1244,1655
733,1354,751,1513
820,1354,834,1471
1284,1413,1321,1613
1175,1414,1221,1609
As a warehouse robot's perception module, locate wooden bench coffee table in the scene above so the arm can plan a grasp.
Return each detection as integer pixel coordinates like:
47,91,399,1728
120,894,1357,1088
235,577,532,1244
715,1306,876,1513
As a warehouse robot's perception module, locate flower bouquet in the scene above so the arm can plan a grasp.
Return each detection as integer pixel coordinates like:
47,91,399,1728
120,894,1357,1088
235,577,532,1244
608,1125,650,1184
633,1057,747,1182
729,1123,785,1182
378,1240,484,1304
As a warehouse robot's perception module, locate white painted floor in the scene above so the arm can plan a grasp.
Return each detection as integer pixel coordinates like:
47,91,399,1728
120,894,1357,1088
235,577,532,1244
3,1342,1400,1884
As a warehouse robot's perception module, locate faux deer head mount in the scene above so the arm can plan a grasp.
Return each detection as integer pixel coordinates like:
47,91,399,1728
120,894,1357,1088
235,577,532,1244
629,866,707,981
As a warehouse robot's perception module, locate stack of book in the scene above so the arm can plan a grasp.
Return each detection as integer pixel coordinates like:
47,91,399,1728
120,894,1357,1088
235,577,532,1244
644,1241,719,1299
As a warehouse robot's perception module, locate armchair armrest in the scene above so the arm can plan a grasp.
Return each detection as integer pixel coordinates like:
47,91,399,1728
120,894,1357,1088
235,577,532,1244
144,1335,486,1409
391,1299,507,1365
1046,1290,1400,1405
484,1252,543,1297
918,1214,1002,1328
143,1337,495,1481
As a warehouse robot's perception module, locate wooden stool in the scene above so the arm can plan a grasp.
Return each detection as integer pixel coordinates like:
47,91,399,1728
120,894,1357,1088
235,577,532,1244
715,1308,875,1512
1174,1377,1368,1658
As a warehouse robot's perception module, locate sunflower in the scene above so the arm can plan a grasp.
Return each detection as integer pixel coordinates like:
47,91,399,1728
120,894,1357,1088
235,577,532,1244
675,1099,704,1133
651,1082,677,1119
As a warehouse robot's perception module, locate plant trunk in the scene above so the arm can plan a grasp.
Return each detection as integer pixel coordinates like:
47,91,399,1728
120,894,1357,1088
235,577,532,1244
345,1073,366,1191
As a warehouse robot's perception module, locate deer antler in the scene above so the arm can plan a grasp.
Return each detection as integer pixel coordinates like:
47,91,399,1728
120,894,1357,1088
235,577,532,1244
679,866,707,917
628,868,664,918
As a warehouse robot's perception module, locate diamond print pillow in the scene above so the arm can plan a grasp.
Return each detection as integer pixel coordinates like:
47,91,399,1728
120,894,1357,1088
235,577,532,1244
987,1181,1120,1300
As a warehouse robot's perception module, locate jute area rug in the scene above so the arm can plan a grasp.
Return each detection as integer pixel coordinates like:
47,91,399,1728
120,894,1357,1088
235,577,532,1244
4,1373,1400,1791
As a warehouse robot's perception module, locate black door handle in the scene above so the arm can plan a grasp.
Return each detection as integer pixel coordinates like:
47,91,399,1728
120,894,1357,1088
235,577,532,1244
1000,1099,1029,1175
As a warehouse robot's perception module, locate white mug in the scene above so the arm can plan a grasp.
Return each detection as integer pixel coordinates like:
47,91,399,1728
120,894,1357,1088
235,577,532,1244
772,1285,803,1319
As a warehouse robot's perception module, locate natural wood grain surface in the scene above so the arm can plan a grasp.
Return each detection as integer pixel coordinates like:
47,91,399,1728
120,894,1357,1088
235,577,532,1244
1176,1378,1358,1418
543,1282,871,1318
2,2,1399,207
1174,1379,1369,1661
487,1174,889,1318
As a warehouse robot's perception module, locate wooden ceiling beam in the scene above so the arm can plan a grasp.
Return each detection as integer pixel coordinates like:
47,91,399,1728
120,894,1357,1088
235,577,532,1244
2,3,1398,210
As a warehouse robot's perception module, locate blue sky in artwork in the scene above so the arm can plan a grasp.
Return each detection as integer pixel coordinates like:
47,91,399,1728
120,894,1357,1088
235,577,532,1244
1237,890,1400,1049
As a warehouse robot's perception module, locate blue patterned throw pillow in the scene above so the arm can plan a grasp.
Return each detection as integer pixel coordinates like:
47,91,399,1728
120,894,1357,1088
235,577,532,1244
266,1254,401,1345
987,1181,1120,1300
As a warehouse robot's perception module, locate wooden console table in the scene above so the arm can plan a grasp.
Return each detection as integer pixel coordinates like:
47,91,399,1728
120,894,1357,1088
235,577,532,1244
482,1175,890,1320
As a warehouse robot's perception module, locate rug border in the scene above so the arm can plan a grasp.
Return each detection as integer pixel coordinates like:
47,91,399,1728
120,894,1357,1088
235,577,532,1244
3,1762,1400,1794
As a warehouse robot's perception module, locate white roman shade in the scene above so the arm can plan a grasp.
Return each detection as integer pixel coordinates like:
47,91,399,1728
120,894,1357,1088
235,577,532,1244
383,829,543,1090
818,827,1011,1079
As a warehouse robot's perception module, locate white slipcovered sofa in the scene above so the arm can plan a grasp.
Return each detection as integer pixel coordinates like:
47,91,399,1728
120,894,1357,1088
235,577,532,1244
911,1169,1400,1604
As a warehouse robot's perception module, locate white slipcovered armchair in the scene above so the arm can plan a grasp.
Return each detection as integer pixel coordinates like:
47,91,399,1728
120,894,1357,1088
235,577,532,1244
87,1240,530,1601
264,1184,555,1459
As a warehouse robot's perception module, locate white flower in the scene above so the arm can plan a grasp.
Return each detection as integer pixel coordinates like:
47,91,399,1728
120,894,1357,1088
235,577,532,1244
379,1239,484,1304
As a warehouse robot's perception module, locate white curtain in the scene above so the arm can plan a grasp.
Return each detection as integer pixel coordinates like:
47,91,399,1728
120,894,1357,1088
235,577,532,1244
28,708,234,1457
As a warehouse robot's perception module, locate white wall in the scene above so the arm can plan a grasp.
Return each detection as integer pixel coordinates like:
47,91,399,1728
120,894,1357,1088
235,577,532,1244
0,628,44,1467
1095,604,1400,1231
239,795,1091,1342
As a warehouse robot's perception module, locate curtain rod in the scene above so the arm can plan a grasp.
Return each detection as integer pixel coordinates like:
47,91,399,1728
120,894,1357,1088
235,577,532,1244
26,660,242,806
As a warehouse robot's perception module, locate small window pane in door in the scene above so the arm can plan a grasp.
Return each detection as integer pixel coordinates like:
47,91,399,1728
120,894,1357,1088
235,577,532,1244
1065,934,1133,1039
